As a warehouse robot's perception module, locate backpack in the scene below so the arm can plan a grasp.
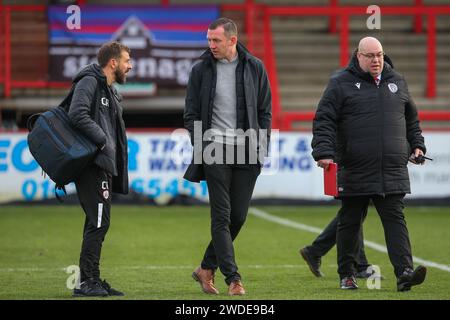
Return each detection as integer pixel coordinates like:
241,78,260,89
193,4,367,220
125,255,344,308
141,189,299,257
27,83,99,201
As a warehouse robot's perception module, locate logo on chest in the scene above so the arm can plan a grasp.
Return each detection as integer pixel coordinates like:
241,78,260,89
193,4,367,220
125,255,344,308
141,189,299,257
388,83,398,93
101,97,110,107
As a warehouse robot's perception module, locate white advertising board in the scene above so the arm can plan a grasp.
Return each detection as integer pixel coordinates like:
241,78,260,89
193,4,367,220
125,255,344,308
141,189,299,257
0,131,448,203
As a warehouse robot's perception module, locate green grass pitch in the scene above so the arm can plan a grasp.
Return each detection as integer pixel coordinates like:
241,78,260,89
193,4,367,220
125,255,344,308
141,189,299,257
0,205,449,300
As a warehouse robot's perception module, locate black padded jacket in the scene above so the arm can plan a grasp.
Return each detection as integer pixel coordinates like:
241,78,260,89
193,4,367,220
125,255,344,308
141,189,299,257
312,53,426,197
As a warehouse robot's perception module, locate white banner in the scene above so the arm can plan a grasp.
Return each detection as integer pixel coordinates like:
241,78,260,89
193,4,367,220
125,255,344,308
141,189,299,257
0,131,449,203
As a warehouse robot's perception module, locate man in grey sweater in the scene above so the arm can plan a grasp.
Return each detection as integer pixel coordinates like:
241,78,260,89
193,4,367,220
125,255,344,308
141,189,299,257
184,18,272,296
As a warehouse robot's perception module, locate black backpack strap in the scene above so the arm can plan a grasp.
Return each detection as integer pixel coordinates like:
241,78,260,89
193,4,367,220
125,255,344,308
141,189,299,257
63,79,100,120
26,113,42,132
89,82,100,121
27,82,76,133
59,84,77,110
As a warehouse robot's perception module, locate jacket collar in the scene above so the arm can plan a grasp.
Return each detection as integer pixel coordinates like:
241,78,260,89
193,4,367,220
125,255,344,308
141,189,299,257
199,41,252,63
346,50,395,82
109,85,122,102
73,63,107,85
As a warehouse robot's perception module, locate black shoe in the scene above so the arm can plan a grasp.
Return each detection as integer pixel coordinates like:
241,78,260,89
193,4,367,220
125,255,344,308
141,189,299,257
397,265,427,292
299,247,324,277
355,266,385,280
73,279,109,297
340,276,358,290
101,279,124,296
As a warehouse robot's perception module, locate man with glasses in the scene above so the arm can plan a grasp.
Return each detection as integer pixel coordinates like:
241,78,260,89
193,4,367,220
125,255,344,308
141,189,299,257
311,37,428,291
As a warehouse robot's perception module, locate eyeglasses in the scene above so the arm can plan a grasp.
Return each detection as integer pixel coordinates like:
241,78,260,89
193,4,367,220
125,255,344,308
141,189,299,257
359,52,385,60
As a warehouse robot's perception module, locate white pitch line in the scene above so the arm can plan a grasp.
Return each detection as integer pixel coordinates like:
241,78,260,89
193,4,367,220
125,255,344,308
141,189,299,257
249,207,450,273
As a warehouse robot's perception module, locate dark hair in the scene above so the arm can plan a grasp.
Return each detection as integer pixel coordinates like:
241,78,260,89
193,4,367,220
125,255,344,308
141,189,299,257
208,17,238,38
97,41,131,68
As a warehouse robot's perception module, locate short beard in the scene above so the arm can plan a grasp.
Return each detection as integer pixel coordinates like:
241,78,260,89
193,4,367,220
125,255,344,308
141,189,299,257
114,68,126,84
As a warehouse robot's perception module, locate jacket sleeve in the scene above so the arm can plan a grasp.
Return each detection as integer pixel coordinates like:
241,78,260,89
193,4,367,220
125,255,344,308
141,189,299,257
257,62,272,147
68,76,107,148
404,80,426,154
183,64,201,145
311,78,342,161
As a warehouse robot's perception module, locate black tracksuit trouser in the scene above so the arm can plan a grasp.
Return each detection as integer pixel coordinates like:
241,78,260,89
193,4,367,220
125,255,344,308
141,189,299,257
75,164,112,283
336,194,413,279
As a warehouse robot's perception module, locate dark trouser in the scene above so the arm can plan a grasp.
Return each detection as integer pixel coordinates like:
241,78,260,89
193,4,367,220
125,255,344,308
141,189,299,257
336,194,413,279
307,212,370,272
75,164,112,283
201,160,261,285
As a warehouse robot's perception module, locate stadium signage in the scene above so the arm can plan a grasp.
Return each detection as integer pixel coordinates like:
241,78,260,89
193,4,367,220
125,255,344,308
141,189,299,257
0,132,449,203
48,6,219,87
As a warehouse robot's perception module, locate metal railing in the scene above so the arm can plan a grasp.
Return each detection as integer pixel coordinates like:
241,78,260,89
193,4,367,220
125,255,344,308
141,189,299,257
224,0,450,130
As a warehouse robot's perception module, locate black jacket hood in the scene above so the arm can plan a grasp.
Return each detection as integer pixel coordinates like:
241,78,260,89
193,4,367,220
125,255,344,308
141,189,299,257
73,63,107,85
346,50,395,82
73,63,122,102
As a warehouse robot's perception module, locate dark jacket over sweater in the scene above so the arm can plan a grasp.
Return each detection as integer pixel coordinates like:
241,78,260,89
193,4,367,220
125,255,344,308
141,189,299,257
183,42,272,182
66,63,129,194
312,53,426,197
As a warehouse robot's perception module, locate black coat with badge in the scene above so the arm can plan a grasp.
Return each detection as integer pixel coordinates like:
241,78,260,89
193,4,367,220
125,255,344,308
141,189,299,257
312,53,426,197
66,63,129,194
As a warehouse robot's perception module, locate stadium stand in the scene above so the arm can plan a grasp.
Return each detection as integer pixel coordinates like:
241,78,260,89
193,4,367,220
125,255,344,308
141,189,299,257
271,0,450,113
0,0,449,130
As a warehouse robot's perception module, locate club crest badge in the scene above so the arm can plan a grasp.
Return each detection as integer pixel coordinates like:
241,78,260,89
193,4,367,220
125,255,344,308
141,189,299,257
388,83,398,93
103,190,109,200
355,82,361,89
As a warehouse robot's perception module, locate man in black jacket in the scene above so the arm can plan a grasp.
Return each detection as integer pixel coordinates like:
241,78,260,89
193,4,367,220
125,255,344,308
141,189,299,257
312,37,427,291
184,18,271,296
67,41,131,297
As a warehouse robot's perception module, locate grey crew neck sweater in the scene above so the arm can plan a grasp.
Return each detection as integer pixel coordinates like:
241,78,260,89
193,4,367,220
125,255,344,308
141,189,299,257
210,53,243,145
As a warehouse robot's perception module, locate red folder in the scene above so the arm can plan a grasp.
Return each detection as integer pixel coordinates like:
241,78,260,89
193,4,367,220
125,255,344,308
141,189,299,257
324,162,338,196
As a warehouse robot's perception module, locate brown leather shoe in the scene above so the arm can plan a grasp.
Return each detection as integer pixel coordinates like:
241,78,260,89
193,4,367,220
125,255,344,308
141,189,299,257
192,266,219,295
228,280,246,296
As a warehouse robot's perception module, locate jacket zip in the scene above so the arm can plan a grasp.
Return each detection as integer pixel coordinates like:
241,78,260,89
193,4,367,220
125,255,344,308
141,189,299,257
377,79,385,197
208,61,216,130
